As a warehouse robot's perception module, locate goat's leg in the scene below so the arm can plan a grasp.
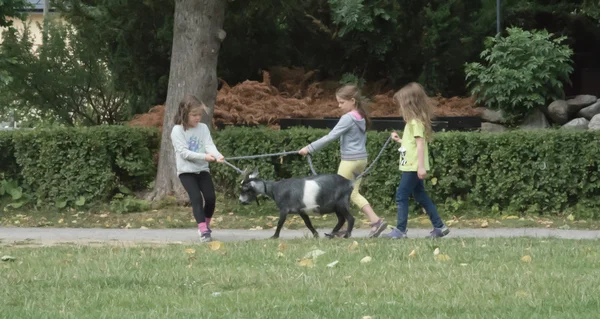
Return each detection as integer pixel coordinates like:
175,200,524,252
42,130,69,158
325,212,346,238
271,210,288,239
298,212,319,238
339,205,355,238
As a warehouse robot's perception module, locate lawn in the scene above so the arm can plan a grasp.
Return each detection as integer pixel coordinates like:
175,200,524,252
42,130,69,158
2,237,600,318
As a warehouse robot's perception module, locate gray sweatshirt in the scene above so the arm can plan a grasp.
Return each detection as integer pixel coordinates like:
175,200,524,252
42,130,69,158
307,112,368,160
171,123,223,175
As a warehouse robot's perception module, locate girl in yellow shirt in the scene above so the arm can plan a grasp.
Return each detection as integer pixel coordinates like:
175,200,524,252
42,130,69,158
383,82,450,239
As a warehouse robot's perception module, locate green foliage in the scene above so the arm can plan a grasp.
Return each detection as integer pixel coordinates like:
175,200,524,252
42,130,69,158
0,19,132,126
54,0,174,115
465,27,574,124
0,0,30,27
110,193,151,214
211,127,600,218
0,126,158,209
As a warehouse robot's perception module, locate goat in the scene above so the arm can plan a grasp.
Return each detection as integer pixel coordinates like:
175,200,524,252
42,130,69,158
238,168,356,239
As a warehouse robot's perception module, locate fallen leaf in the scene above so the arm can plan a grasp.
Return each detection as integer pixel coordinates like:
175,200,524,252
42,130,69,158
435,254,450,261
297,258,314,267
431,177,437,185
520,255,532,263
140,226,148,230
99,214,108,218
303,249,326,259
184,248,196,254
546,224,551,228
125,223,131,229
343,275,352,280
58,219,64,224
277,252,284,258
567,214,575,221
249,226,263,231
278,243,288,251
460,263,468,266
502,215,519,220
408,249,417,258
13,220,19,224
228,212,234,216
515,290,529,297
207,241,223,251
348,241,359,251
360,256,372,264
327,260,339,268
186,264,192,268
481,220,489,228
167,216,172,222
433,248,440,256
145,218,154,222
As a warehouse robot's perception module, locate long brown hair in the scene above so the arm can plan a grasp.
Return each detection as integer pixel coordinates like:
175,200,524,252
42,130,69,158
173,95,208,130
393,82,436,141
336,84,371,128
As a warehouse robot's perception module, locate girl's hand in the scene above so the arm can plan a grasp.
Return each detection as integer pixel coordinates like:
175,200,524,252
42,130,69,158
216,156,225,163
205,154,216,162
391,132,401,143
298,147,309,156
417,167,427,180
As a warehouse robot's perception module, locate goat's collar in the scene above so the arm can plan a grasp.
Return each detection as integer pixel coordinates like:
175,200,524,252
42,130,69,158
256,179,272,197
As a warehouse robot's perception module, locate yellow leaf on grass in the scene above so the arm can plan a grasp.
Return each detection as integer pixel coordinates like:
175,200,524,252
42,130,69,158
343,275,352,280
277,252,284,258
167,216,172,222
297,258,314,267
435,254,450,261
186,264,192,268
207,241,223,251
567,214,575,221
433,248,440,256
278,243,288,251
515,290,529,297
431,177,438,185
520,255,532,263
184,248,196,254
58,219,64,224
481,220,489,228
360,256,372,264
348,241,359,251
501,215,519,220
408,249,417,258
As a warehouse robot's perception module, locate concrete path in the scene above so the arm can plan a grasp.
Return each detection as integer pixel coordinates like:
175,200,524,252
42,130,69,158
1,227,600,246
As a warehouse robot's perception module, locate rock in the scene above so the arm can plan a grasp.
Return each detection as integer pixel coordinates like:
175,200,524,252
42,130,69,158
561,117,590,130
520,109,550,130
589,114,600,131
481,122,507,133
566,95,597,109
577,101,600,120
477,107,506,124
547,100,570,124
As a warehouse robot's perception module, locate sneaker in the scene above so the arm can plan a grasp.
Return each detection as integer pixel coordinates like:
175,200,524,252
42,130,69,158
428,226,450,238
382,227,407,239
367,219,388,238
198,230,212,242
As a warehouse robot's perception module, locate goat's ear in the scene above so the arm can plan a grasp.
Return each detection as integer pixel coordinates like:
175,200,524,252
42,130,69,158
249,167,259,179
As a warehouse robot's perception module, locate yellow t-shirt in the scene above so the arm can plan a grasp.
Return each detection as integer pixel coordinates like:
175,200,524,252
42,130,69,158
399,119,430,171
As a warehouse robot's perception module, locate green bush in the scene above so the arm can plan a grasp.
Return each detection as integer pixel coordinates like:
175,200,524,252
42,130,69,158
212,127,600,218
0,126,158,208
465,27,574,124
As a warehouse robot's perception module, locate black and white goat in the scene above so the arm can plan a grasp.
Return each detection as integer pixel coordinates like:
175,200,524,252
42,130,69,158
238,168,356,239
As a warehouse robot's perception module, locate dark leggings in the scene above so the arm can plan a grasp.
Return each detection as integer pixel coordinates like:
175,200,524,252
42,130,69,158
179,172,216,224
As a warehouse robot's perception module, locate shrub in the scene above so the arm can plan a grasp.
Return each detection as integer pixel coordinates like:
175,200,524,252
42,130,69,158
465,27,574,124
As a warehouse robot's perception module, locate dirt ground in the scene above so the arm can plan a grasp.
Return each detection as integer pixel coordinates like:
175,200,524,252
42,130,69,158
128,67,481,130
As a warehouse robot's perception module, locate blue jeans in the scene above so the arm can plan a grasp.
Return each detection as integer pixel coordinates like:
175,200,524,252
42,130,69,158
395,172,444,232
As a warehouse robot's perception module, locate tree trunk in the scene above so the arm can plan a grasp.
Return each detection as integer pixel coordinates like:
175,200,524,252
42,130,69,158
147,0,226,201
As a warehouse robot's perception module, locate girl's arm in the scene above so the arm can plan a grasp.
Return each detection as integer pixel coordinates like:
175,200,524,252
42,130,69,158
202,124,224,160
171,126,207,162
306,114,353,153
416,137,427,179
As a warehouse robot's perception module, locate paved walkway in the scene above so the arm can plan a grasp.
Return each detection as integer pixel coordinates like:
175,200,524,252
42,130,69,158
1,227,600,246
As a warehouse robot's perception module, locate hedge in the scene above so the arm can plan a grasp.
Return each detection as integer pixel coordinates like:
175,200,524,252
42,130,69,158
211,127,600,218
0,126,159,207
1,125,599,218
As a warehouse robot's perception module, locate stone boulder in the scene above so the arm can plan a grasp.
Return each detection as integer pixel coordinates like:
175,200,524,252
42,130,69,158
477,107,506,124
566,95,597,109
547,100,570,124
561,117,590,130
589,114,600,131
577,100,600,120
520,109,550,130
481,122,507,133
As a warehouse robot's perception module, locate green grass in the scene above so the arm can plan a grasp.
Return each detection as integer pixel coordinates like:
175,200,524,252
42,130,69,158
2,238,600,318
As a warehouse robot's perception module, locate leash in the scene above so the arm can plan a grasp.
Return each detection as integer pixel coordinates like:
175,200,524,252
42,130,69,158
222,135,393,180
